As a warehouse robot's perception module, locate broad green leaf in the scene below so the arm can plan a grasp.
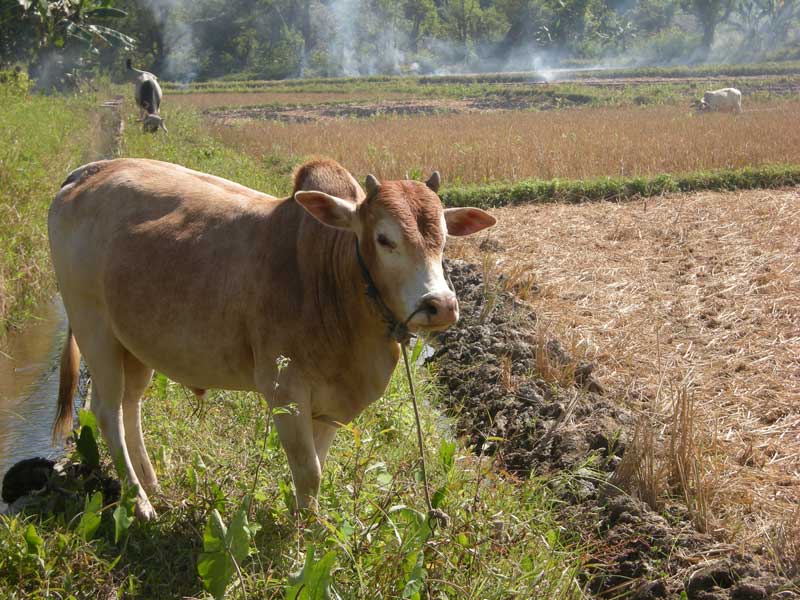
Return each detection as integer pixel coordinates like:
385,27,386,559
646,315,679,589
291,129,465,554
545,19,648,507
197,501,256,600
113,483,138,543
76,424,99,469
78,408,98,437
112,505,134,544
203,509,227,553
389,507,432,554
401,549,426,599
285,545,338,600
197,550,234,600
226,502,252,564
198,510,232,599
85,7,126,18
24,524,44,557
431,486,447,509
76,491,103,541
438,440,456,474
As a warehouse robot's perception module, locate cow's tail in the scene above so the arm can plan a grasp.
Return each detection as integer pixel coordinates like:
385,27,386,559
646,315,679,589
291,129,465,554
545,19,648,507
52,327,80,443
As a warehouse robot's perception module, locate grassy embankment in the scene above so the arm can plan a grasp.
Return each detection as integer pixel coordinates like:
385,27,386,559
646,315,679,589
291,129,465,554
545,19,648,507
0,102,586,599
0,79,99,338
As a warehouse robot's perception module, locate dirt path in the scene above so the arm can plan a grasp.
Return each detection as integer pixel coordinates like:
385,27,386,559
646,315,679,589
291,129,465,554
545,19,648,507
205,96,574,123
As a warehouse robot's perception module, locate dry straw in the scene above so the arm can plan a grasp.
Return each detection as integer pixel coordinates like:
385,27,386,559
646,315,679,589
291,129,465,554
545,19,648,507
448,188,800,548
208,101,800,185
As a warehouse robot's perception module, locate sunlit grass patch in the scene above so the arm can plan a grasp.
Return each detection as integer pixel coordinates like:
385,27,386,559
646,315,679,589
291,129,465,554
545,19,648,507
0,84,97,336
121,105,295,199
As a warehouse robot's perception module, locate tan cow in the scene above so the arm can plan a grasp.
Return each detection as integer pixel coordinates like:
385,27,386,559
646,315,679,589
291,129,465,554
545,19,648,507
49,157,495,519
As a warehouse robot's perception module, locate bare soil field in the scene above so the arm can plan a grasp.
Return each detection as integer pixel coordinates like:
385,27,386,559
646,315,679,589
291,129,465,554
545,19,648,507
203,96,550,122
447,188,800,557
208,101,800,183
169,90,415,110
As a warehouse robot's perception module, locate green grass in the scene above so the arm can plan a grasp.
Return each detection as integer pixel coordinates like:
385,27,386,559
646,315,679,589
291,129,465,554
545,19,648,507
122,106,294,198
0,79,98,337
568,60,800,79
0,360,586,599
439,165,800,208
163,74,799,103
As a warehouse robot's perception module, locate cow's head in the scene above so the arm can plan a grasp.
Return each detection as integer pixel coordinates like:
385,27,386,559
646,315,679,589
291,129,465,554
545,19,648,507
295,172,495,333
142,114,167,133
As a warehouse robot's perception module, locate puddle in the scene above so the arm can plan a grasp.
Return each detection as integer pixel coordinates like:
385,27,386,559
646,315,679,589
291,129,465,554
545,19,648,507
0,297,68,511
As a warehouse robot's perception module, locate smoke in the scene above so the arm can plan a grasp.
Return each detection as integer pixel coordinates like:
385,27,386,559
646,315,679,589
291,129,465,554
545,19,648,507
328,0,359,76
138,0,800,82
141,0,199,82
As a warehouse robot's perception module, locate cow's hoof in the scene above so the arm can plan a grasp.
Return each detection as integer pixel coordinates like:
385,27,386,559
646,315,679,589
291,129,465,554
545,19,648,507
135,499,158,521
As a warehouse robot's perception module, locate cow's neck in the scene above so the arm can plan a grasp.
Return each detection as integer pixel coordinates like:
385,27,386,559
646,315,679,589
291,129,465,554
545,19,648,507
293,215,400,406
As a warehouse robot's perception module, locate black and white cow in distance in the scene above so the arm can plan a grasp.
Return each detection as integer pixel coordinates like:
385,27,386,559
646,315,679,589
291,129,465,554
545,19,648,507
126,59,167,133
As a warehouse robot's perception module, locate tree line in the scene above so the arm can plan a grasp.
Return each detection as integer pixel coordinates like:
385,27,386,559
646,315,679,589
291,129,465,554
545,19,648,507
1,0,799,85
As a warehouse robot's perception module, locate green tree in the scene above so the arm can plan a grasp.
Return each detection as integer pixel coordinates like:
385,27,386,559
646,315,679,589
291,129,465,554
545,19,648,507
1,0,134,88
683,0,735,57
405,0,438,52
439,0,507,63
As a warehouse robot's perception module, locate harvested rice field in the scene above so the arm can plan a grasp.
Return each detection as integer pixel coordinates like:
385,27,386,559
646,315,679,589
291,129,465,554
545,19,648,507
448,187,800,552
209,101,800,183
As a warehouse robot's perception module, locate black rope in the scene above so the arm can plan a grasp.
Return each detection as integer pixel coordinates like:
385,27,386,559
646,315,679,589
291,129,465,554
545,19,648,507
354,237,412,344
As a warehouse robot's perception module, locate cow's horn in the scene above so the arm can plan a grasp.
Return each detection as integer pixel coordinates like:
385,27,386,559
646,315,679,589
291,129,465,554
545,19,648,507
425,171,441,193
365,174,381,198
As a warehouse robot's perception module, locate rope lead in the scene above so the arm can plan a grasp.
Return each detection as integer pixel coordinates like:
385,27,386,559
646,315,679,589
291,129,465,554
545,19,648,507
401,342,450,530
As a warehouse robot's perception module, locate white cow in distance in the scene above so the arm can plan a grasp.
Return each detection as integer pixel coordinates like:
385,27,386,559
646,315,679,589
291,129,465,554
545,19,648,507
698,87,742,114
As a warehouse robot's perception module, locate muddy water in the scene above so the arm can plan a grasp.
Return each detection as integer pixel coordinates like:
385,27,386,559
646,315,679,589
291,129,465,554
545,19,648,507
0,298,68,509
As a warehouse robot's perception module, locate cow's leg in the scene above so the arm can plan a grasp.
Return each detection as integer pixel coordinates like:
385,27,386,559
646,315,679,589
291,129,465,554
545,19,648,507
262,370,320,510
76,326,156,520
312,420,338,470
121,353,158,494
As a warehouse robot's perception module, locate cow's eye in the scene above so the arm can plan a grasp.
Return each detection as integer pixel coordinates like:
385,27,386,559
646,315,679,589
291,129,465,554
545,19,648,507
377,233,395,249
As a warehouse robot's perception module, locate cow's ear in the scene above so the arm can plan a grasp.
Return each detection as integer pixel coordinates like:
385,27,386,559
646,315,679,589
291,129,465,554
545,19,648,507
426,171,441,193
443,207,496,236
295,190,358,230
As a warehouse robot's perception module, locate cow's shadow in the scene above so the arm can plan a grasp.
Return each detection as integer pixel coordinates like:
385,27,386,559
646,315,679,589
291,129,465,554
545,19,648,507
101,497,294,598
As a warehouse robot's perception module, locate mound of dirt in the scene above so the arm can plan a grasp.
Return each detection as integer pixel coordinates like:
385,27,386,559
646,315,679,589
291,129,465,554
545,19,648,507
432,259,620,476
432,259,797,599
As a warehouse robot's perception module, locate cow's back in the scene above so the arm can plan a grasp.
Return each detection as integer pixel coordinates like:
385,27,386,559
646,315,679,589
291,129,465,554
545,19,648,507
139,79,160,113
49,159,288,389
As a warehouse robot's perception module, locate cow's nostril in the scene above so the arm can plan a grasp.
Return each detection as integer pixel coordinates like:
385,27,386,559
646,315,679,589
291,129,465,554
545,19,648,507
421,298,438,316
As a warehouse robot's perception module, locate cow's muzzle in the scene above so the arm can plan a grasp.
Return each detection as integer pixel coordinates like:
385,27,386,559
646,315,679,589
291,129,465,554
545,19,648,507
408,292,459,330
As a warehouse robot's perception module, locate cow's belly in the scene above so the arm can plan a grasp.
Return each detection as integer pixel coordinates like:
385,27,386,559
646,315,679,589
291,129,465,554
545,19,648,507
111,319,256,391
